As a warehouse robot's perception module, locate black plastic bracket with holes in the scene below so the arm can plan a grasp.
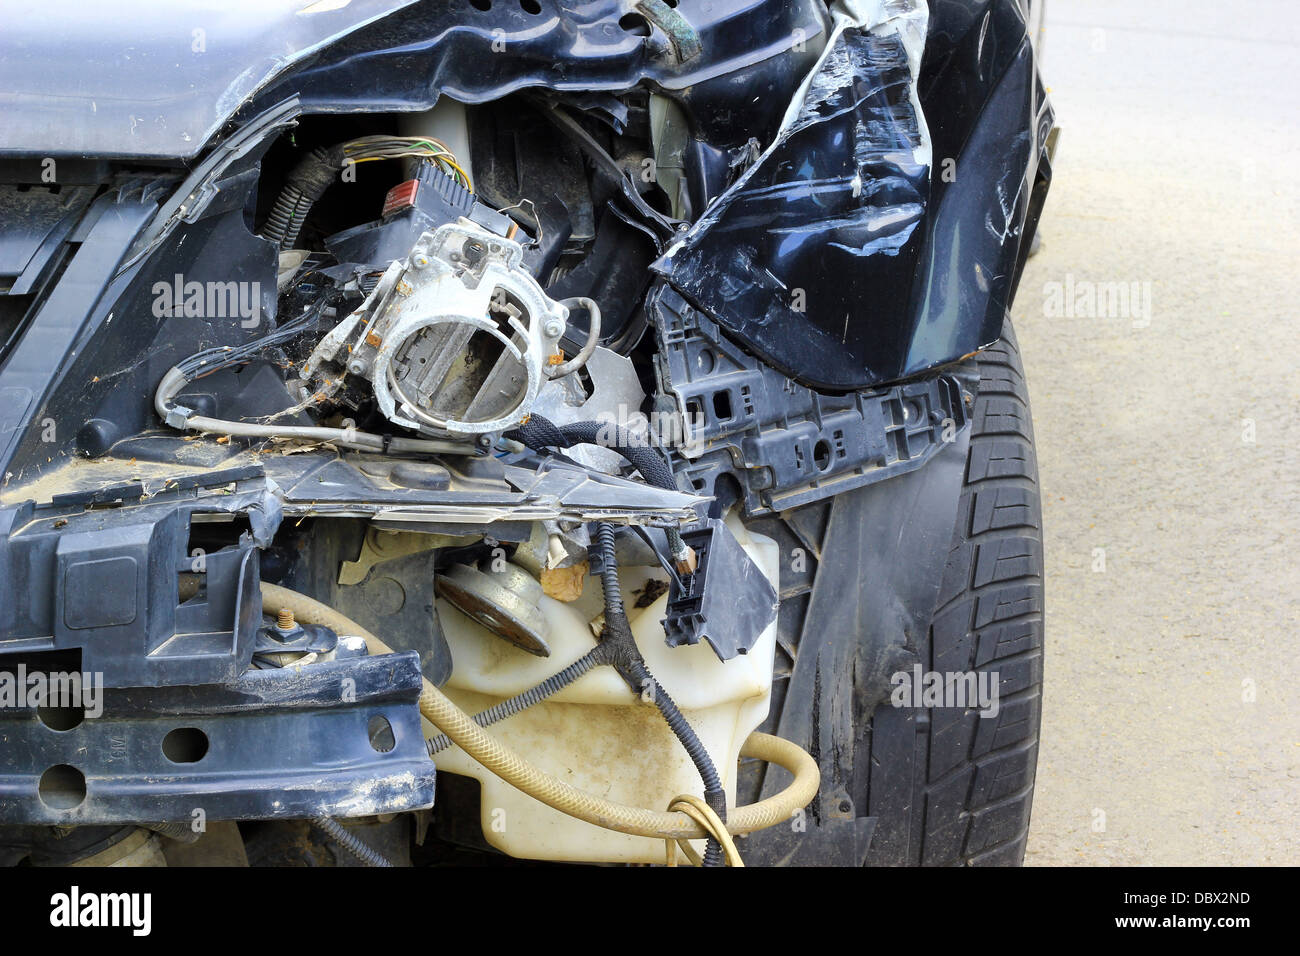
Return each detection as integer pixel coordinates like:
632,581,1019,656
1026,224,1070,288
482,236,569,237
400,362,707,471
650,285,969,516
0,652,435,824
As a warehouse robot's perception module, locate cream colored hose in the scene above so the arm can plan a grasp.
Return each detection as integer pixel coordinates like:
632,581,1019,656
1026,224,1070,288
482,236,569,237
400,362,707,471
262,582,819,841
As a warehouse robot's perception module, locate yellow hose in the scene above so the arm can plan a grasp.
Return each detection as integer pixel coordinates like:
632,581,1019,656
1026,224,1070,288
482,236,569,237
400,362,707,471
666,794,745,867
262,582,819,841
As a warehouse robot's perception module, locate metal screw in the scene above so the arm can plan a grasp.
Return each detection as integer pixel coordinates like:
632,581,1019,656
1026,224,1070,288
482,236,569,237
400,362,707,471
543,319,564,338
276,608,295,630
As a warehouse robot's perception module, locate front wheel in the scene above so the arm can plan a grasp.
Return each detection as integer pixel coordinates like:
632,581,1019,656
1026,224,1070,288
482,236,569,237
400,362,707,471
866,320,1045,865
740,318,1044,866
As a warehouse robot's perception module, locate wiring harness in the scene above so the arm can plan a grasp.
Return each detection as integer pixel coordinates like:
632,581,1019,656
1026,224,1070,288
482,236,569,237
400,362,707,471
260,136,471,250
341,135,471,189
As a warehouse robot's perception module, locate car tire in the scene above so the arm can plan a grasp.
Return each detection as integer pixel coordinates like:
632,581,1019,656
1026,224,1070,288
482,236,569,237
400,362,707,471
866,318,1045,865
738,317,1045,867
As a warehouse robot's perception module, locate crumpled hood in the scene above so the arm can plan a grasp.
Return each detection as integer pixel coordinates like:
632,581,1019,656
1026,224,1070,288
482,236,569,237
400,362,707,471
0,0,418,159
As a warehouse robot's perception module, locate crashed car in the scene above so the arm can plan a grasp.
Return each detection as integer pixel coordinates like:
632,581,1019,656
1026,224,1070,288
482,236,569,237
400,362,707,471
0,0,1052,867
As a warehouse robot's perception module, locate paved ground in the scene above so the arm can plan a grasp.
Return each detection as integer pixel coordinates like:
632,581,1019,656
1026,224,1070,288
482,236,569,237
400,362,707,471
1018,0,1300,865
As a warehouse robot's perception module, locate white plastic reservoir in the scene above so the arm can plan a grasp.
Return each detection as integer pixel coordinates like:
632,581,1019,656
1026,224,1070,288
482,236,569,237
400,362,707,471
433,516,779,863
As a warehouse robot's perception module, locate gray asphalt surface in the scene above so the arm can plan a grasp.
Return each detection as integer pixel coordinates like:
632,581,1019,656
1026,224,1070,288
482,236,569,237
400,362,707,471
1018,0,1300,865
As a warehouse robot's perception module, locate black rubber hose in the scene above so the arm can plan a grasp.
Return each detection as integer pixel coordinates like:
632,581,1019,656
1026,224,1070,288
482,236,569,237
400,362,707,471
312,816,394,868
143,821,201,845
261,146,346,249
595,520,626,611
508,416,676,490
260,185,300,246
426,645,608,756
507,415,690,560
625,657,728,867
593,522,728,866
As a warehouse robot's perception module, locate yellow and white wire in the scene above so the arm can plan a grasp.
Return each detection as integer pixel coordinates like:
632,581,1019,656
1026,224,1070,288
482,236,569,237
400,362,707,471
341,135,472,190
664,794,745,867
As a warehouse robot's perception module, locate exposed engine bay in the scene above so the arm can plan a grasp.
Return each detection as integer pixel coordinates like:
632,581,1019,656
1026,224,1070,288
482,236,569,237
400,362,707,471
0,0,1053,867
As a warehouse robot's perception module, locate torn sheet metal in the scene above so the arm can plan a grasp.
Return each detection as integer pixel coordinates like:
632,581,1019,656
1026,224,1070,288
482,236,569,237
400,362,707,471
654,0,932,391
656,0,1055,393
1,449,703,530
532,347,649,475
